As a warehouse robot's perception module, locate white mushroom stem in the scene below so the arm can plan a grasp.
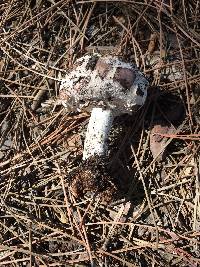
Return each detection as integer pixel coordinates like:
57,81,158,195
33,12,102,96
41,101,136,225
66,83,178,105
83,107,114,160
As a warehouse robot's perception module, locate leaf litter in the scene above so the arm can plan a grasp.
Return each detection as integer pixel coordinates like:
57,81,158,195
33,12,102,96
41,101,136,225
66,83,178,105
0,1,200,266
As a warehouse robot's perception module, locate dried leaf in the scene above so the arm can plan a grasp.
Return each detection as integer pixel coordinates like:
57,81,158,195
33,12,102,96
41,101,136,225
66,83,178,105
150,123,175,161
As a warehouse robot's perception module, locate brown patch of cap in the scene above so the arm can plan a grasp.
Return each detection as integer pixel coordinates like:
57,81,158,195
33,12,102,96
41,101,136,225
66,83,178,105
95,58,110,79
114,68,136,89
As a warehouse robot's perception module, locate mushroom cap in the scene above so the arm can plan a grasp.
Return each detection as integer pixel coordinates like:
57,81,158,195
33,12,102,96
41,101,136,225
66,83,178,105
59,54,148,114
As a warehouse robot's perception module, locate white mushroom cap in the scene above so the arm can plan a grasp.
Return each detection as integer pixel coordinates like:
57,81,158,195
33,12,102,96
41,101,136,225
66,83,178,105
59,54,148,114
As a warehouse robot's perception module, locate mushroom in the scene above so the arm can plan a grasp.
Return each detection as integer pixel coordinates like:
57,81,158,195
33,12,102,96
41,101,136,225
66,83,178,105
59,54,149,160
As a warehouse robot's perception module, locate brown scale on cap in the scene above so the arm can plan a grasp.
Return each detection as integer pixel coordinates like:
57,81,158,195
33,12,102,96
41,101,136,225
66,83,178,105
92,57,137,94
95,57,110,78
114,67,136,90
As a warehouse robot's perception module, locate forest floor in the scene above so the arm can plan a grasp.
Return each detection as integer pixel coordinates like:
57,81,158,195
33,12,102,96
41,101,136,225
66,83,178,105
0,1,200,266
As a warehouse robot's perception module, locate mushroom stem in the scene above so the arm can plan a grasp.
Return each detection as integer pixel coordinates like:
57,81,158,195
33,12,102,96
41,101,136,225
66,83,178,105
83,107,114,160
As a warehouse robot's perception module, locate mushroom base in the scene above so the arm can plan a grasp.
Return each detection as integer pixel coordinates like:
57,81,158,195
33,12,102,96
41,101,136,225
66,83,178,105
68,155,117,202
